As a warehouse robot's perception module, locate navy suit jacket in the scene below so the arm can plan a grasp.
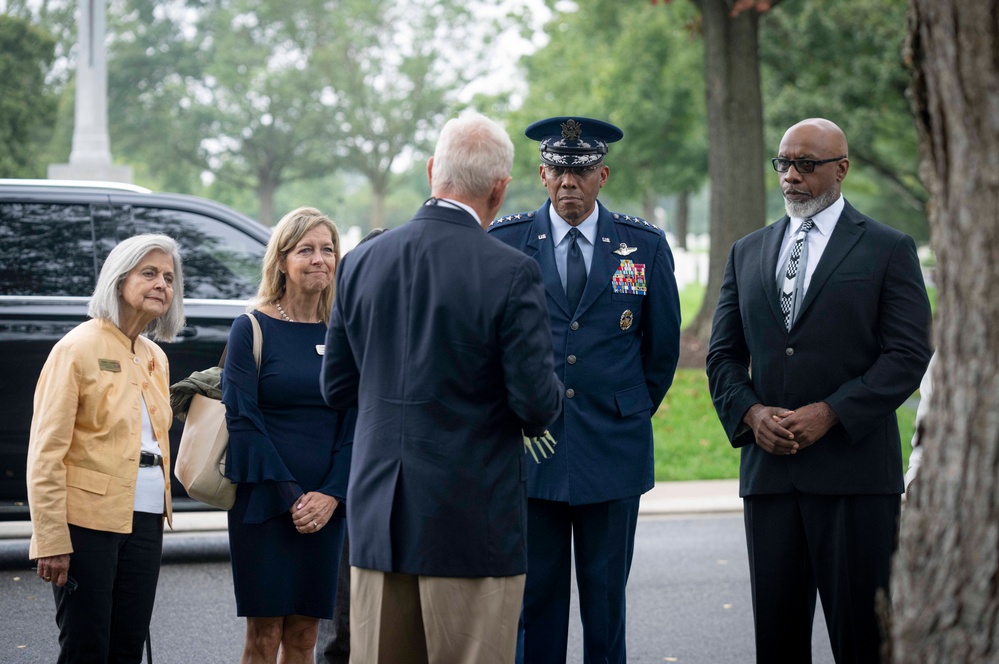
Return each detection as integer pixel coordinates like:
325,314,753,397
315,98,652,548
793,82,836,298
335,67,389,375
488,200,681,505
322,203,562,578
706,200,933,496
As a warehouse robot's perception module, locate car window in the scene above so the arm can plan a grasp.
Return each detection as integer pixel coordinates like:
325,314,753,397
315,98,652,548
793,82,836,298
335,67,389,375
0,203,98,296
108,206,265,299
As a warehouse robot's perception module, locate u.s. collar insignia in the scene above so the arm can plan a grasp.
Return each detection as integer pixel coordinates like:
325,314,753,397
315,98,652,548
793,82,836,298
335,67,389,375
601,237,611,243
537,234,547,240
613,243,637,256
620,310,634,330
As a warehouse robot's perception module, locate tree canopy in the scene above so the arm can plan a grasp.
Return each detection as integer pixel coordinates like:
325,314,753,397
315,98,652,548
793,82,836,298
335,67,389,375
0,14,56,177
22,0,528,227
507,0,707,227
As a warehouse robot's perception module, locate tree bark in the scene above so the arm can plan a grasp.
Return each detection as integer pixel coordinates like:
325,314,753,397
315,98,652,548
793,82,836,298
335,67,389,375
686,0,766,340
370,189,386,232
257,178,276,227
891,2,999,661
642,187,657,230
675,190,689,251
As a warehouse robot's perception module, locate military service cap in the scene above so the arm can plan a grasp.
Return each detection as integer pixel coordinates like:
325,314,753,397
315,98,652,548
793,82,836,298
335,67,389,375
525,116,624,168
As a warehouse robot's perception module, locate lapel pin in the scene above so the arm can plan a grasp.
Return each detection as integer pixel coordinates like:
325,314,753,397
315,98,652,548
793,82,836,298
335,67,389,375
601,237,611,243
537,234,547,240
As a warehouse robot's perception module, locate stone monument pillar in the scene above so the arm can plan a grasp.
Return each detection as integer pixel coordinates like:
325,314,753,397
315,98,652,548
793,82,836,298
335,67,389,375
48,0,132,183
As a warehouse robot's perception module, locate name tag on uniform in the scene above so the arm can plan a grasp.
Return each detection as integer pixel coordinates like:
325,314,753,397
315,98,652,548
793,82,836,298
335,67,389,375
612,260,648,295
316,345,325,355
98,359,121,372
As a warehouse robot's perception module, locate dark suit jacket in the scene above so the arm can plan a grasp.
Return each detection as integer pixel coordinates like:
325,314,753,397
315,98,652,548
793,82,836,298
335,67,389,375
488,200,681,505
321,203,562,577
706,200,932,496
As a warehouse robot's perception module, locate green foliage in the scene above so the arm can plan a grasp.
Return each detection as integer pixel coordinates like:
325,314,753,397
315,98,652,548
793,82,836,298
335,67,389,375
508,0,707,207
312,0,483,227
653,370,739,480
0,14,56,177
89,0,513,225
105,0,208,193
653,369,919,481
2,0,75,89
678,281,706,327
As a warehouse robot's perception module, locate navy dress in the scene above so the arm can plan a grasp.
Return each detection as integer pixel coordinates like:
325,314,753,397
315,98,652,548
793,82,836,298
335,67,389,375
222,311,354,618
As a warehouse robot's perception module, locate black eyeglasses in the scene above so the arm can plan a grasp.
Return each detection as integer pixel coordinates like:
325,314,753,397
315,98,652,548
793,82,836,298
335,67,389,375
771,156,846,174
544,164,601,179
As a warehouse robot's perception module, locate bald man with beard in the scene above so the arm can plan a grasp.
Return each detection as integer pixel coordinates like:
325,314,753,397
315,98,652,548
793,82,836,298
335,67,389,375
706,118,932,663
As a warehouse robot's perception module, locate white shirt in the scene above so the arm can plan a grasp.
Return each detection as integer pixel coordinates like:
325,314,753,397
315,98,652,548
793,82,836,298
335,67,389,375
133,395,165,514
774,195,845,295
549,204,598,291
434,197,481,226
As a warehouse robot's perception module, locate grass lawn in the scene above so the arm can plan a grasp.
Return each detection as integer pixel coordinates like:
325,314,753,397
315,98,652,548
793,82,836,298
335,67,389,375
653,369,919,482
678,282,706,326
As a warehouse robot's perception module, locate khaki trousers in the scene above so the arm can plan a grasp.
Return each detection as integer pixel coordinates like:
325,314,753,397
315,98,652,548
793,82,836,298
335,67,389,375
349,566,525,664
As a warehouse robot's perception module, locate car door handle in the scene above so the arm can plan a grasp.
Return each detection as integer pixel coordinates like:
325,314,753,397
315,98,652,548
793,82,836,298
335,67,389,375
176,326,198,338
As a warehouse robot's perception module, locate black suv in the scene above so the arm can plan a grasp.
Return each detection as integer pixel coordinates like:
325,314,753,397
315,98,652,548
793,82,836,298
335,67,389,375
0,179,271,518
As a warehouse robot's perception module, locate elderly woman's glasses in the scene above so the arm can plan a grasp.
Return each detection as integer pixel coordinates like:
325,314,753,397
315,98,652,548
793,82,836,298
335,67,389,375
771,156,846,174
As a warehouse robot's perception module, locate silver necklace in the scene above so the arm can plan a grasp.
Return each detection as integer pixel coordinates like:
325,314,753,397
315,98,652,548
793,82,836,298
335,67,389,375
274,299,319,323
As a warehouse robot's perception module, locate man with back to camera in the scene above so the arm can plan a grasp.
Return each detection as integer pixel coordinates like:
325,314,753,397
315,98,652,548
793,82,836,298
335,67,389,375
321,113,562,664
706,118,932,663
315,228,384,664
488,116,681,664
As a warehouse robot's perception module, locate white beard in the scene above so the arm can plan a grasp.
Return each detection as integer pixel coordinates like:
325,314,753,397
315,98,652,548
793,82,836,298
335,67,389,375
784,189,837,218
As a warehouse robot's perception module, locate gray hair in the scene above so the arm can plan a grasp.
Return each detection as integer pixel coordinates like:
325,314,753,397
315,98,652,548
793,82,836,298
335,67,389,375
431,113,514,200
88,234,186,341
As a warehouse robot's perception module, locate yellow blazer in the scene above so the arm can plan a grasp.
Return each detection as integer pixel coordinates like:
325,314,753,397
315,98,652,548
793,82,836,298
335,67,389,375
27,319,173,560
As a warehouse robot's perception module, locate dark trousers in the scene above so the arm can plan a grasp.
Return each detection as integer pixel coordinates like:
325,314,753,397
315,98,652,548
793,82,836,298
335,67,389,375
743,493,900,664
519,496,640,664
53,511,163,664
315,530,351,664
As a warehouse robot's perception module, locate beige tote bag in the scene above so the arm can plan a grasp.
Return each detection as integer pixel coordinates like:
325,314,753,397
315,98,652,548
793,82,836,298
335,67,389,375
174,313,261,510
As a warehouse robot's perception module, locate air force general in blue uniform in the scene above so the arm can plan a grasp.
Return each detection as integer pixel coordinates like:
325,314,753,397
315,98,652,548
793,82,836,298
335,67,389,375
488,117,681,664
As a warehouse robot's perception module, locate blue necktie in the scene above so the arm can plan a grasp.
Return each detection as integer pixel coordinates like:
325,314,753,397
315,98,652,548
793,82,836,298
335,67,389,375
566,228,587,312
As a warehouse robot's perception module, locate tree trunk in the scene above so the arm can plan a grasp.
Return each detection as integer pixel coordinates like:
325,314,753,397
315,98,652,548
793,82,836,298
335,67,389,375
675,190,689,251
686,0,766,341
370,189,386,232
891,2,999,661
257,178,276,227
642,186,658,230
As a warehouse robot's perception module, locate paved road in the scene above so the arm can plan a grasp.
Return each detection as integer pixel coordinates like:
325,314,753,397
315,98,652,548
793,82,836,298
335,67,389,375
1,514,835,663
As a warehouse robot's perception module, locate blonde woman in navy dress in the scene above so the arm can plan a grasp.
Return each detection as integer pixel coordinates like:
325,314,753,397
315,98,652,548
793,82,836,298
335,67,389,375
222,207,354,664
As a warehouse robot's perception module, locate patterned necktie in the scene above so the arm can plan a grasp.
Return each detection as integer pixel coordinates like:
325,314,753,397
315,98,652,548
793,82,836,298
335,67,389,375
779,218,815,330
566,228,587,312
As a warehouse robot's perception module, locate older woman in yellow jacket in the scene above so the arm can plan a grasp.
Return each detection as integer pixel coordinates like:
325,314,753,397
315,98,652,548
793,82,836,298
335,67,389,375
27,233,185,664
